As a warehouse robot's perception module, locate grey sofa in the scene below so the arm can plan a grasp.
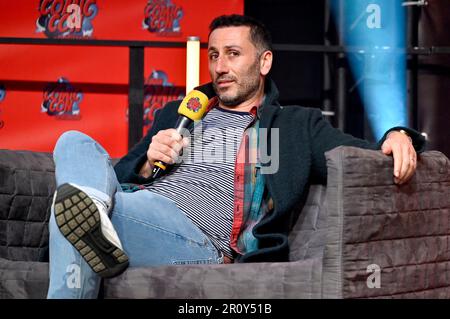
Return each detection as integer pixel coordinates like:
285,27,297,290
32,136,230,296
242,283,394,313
1,146,450,299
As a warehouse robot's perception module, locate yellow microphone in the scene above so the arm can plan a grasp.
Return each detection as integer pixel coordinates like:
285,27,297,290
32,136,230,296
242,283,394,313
151,84,214,179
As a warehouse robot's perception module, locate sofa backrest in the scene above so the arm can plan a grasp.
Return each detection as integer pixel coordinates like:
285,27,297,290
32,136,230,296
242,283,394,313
0,150,55,262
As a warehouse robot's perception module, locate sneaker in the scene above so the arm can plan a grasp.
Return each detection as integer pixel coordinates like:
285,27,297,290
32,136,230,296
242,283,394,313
52,183,129,278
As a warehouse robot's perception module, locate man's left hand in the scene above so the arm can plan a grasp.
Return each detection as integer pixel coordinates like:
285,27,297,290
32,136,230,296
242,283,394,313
381,131,417,185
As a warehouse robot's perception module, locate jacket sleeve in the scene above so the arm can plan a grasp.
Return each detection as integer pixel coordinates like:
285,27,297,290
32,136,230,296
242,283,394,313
308,108,426,183
114,101,179,184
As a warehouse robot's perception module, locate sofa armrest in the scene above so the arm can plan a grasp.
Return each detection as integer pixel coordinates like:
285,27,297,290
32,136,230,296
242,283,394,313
0,150,55,262
322,146,450,298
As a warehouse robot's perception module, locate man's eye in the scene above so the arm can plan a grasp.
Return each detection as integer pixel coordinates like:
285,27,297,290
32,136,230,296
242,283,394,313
209,53,218,60
229,51,240,57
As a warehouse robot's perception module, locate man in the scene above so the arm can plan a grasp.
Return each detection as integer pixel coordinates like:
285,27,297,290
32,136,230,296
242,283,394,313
47,14,425,298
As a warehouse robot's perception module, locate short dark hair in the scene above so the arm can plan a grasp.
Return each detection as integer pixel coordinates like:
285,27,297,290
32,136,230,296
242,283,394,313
209,14,273,53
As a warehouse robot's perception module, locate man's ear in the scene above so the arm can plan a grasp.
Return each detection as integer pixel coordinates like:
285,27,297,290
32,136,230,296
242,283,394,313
260,50,273,76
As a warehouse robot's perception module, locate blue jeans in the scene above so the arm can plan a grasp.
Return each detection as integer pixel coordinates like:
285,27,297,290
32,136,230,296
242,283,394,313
47,131,223,299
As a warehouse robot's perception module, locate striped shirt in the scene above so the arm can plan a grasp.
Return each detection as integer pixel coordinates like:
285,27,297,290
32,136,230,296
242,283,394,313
146,106,254,258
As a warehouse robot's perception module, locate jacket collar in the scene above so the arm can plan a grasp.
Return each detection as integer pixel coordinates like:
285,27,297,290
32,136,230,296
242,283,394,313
257,77,280,118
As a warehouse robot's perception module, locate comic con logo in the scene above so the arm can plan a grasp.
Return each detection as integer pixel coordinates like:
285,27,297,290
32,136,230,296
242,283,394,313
41,77,82,119
36,0,98,38
0,85,5,102
0,85,5,129
143,0,183,36
142,70,184,134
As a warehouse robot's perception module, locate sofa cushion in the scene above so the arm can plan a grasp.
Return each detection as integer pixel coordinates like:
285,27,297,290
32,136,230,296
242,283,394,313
0,257,49,299
288,185,327,261
103,258,323,299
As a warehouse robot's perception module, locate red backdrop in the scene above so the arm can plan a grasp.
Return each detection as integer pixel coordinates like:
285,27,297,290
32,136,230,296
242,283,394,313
0,0,243,158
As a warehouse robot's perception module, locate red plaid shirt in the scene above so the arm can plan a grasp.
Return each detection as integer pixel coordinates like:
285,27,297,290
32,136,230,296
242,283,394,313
230,106,273,256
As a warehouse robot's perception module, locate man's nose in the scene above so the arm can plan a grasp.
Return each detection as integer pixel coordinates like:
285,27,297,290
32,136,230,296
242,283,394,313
214,56,229,74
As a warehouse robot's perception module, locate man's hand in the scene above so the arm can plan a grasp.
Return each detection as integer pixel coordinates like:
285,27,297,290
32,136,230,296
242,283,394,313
139,129,189,178
381,130,416,185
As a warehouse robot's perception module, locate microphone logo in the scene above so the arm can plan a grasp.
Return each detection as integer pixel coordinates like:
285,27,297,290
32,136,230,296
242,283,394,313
186,97,201,113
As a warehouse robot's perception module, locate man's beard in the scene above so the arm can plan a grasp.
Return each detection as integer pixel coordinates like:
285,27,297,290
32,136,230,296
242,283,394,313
213,60,261,107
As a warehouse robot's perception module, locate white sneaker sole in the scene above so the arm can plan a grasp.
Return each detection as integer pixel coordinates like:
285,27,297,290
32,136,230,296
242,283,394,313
53,183,129,278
